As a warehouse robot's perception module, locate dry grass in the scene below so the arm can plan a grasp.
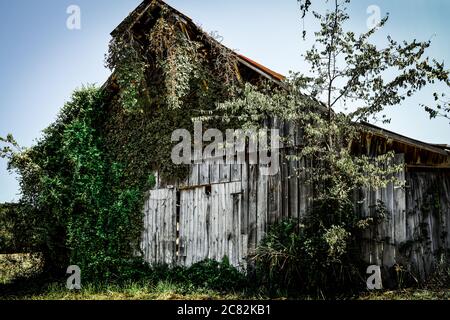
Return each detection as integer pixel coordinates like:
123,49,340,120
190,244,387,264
359,288,450,300
2,280,256,301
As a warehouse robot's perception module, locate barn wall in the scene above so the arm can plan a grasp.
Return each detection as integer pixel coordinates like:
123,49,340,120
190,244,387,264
140,153,450,280
403,170,450,278
357,154,407,270
140,148,313,269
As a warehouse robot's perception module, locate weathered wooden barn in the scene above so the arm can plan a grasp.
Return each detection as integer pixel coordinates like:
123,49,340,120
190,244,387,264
108,0,450,280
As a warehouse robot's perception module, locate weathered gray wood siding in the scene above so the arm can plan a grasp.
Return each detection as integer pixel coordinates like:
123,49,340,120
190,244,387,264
140,188,177,265
140,151,313,269
403,170,450,278
357,154,407,269
140,153,450,279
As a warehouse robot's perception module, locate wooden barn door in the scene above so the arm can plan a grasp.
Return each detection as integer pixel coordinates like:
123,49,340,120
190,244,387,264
178,182,246,268
141,188,177,265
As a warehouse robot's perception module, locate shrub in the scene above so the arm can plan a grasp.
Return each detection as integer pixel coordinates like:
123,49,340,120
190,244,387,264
428,251,450,288
184,257,247,291
253,218,364,296
147,258,248,292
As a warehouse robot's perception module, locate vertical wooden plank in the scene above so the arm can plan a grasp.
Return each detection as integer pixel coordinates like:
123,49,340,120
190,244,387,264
385,173,395,244
229,183,236,266
171,189,177,265
224,183,230,261
153,190,159,264
164,190,170,265
218,183,224,260
189,164,199,186
214,184,220,261
141,197,148,262
163,190,168,265
232,182,241,267
198,188,204,262
282,152,290,219
145,197,150,263
170,189,177,265
198,187,203,264
199,163,210,186
156,190,161,264
178,190,184,265
241,160,249,236
149,191,155,265
201,187,207,262
149,195,154,264
268,166,281,224
298,158,307,218
146,194,151,264
393,154,406,245
210,161,221,184
248,164,258,257
168,189,173,264
289,159,299,220
205,188,211,261
194,188,199,264
231,162,242,182
160,190,166,265
382,171,396,267
151,193,156,265
223,182,229,261
183,189,189,265
220,163,231,183
240,155,249,267
236,191,243,268
185,189,192,266
241,234,248,269
208,185,217,260
257,165,268,244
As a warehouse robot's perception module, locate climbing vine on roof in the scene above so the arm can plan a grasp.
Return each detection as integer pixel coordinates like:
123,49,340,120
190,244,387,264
106,7,239,113
103,7,245,185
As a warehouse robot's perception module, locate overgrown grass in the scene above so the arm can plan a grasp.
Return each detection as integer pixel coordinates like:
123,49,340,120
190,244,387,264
0,254,262,300
360,289,450,300
3,280,448,300
2,280,255,301
1,253,448,300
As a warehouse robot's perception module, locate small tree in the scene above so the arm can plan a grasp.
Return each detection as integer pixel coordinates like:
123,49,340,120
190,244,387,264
217,0,449,293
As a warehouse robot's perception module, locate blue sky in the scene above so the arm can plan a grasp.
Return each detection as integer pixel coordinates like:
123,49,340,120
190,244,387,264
0,0,449,202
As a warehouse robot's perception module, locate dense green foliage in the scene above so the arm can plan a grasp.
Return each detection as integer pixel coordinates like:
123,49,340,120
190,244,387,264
0,204,16,253
0,7,240,281
0,254,249,299
253,219,363,296
150,258,248,292
1,87,150,279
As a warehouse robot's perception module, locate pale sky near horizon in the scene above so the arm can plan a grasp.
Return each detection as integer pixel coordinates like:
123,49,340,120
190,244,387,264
0,0,449,202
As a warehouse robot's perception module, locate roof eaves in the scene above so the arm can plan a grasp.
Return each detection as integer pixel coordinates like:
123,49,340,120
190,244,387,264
360,121,449,156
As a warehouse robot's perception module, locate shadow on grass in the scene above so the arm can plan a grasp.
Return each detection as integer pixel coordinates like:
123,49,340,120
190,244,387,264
0,273,64,300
